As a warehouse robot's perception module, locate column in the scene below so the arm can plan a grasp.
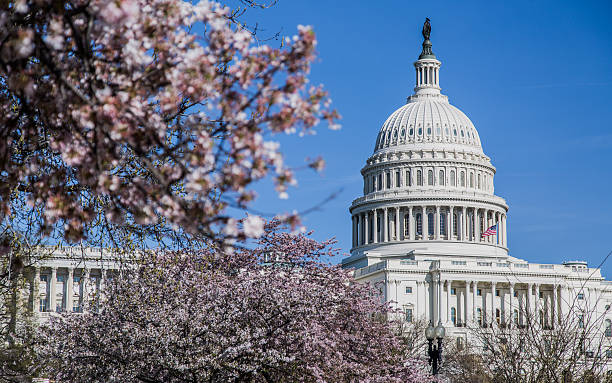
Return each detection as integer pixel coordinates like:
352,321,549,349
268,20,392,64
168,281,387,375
352,216,356,247
83,268,90,313
491,282,496,326
503,214,507,247
435,205,441,240
373,209,378,243
462,206,467,241
473,208,479,242
472,281,478,323
50,267,57,313
509,283,515,327
449,206,454,240
422,207,428,240
66,268,74,312
459,288,464,326
446,280,451,325
415,281,421,319
383,207,388,242
551,284,557,328
100,269,107,302
408,206,414,240
33,267,41,313
464,281,469,324
364,212,369,244
534,284,540,326
395,207,400,241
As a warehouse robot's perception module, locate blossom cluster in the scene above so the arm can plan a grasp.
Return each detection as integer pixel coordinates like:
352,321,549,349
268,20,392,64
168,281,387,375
0,0,338,244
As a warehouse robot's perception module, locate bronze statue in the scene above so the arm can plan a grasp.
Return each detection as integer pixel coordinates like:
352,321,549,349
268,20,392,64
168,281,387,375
422,18,431,41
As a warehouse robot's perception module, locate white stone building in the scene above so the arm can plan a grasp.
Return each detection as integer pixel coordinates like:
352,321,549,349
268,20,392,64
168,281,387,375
341,25,612,351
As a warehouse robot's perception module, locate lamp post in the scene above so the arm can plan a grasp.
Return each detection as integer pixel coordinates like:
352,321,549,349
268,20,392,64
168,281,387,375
425,319,445,375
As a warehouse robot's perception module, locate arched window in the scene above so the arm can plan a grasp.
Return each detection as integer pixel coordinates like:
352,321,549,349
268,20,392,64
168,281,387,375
372,175,376,192
377,216,381,239
386,172,391,189
368,216,373,242
378,174,382,190
460,171,465,187
415,213,422,236
427,212,434,236
396,171,401,187
453,213,458,236
451,307,457,325
606,319,612,337
478,174,481,189
406,170,412,186
427,170,433,186
477,308,483,327
417,170,423,186
450,170,456,186
439,170,445,186
440,213,446,236
469,173,474,188
404,215,410,237
496,308,501,325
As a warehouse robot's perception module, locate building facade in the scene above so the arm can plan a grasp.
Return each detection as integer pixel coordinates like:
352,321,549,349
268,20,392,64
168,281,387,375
341,24,612,350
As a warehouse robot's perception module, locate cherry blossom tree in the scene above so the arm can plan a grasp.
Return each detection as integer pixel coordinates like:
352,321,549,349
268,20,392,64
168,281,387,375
0,0,338,248
39,222,430,382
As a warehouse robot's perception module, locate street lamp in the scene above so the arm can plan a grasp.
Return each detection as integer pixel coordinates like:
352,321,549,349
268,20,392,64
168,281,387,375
425,320,445,375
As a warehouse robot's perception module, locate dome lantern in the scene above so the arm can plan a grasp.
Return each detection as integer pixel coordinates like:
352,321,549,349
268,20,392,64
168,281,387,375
412,18,443,100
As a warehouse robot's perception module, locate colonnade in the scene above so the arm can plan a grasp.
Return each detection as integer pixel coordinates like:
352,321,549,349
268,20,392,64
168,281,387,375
416,62,440,88
433,280,574,329
31,266,108,314
351,205,507,248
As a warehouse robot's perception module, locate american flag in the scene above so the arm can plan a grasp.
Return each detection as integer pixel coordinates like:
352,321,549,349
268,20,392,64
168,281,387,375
481,224,497,237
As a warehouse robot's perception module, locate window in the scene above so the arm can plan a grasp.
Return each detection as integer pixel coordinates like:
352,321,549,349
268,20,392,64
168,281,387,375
39,298,48,312
405,286,413,294
495,289,500,297
496,308,501,324
396,171,401,187
453,213,458,236
439,170,445,186
606,319,612,337
417,170,423,186
404,215,410,236
386,172,391,189
405,308,413,323
606,304,611,311
477,289,482,296
73,300,81,313
450,170,456,186
578,314,585,329
57,275,65,283
513,309,519,326
440,213,446,236
378,174,382,190
418,127,422,136
451,307,457,325
607,349,612,358
427,213,434,235
427,170,433,186
578,293,584,300
460,171,465,187
406,170,412,186
40,275,48,283
514,291,518,297
416,213,422,236
477,308,483,326
451,288,456,295
478,174,481,189
372,176,376,192
469,173,474,188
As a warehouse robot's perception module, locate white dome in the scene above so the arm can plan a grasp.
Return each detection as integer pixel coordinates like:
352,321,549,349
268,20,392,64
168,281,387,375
374,99,483,154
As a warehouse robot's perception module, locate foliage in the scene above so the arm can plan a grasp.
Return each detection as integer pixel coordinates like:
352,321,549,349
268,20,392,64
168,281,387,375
39,222,429,382
0,0,339,248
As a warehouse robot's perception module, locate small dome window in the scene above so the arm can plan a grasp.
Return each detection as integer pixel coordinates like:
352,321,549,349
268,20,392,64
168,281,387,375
436,127,441,135
418,128,422,136
460,130,464,137
453,129,457,136
409,128,414,136
445,127,449,135
427,127,431,135
394,130,398,138
401,129,405,136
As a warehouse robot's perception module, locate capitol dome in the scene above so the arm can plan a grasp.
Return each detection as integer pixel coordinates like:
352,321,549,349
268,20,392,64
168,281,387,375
344,24,509,268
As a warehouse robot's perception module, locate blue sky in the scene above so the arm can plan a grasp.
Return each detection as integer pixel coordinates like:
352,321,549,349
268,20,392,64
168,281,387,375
241,0,612,276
